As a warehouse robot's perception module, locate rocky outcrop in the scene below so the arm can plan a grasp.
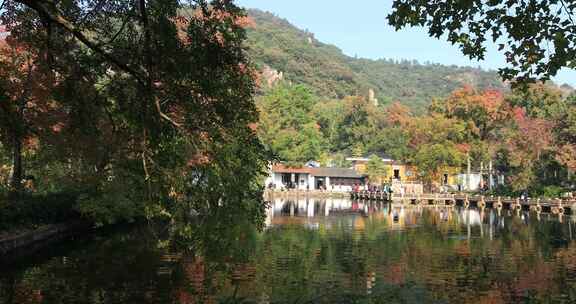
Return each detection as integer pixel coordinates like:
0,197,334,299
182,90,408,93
261,65,284,88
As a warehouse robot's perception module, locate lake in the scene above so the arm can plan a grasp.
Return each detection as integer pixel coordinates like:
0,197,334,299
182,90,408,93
1,197,576,303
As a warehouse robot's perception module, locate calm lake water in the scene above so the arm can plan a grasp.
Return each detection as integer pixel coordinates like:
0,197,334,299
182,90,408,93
2,197,576,304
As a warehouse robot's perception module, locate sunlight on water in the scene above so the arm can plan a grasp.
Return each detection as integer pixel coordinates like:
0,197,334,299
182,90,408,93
2,196,576,303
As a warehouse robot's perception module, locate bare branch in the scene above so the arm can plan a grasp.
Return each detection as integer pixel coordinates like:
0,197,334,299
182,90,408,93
155,97,182,128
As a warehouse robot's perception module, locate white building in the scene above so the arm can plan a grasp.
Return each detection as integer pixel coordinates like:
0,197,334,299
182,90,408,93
265,164,366,191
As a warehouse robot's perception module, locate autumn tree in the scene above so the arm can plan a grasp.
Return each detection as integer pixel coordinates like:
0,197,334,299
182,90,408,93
429,86,512,188
502,108,556,191
1,1,270,226
405,114,468,189
431,86,509,142
0,28,55,193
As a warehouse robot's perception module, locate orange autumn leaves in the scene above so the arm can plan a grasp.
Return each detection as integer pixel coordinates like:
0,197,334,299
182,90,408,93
392,84,575,190
0,29,66,152
174,8,255,47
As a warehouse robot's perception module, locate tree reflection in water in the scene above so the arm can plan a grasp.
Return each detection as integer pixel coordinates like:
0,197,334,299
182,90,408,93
2,198,576,303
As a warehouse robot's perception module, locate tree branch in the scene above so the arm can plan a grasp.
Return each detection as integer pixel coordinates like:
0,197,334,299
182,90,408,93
100,15,130,47
560,0,575,26
139,0,181,128
78,0,106,26
18,0,182,128
16,0,146,86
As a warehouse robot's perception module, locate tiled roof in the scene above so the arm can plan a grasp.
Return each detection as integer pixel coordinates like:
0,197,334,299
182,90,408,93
271,164,312,174
271,164,365,178
310,168,364,178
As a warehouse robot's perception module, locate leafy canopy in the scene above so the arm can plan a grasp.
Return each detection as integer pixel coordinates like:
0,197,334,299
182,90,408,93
388,0,576,81
1,0,270,228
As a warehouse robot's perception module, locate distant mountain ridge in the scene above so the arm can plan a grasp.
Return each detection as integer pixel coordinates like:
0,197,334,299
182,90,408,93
245,9,507,110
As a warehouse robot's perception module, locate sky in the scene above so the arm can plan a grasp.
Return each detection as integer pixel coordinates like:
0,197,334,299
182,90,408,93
236,0,576,86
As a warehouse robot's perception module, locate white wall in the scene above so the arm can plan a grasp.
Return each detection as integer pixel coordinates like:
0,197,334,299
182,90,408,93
297,173,311,190
457,173,483,191
266,172,311,190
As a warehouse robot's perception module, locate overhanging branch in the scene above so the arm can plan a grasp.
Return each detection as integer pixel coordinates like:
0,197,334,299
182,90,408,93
15,0,146,86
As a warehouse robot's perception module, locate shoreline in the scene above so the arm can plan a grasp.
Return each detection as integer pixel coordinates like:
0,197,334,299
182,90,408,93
264,189,350,199
0,220,93,257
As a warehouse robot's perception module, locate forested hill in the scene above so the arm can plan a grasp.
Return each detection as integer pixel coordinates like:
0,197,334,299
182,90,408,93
245,9,506,110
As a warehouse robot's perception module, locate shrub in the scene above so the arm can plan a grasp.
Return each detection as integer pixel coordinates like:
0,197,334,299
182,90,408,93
0,193,80,232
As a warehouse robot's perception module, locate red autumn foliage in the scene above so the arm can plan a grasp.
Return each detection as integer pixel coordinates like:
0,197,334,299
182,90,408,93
506,107,555,165
385,102,412,127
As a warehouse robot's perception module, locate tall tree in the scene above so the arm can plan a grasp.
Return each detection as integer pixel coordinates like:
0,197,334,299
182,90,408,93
1,1,269,225
405,114,468,188
0,28,54,192
257,84,325,164
503,108,556,191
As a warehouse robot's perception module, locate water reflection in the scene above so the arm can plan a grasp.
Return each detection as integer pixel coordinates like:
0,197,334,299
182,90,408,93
2,198,576,303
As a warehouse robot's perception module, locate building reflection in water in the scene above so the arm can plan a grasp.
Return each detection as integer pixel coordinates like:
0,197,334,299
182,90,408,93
265,196,576,240
3,197,576,304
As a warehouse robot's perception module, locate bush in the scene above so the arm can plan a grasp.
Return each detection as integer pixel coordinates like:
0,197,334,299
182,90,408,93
484,185,518,197
530,185,566,199
0,193,80,232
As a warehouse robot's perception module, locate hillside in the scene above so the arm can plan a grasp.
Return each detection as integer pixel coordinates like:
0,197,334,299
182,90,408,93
245,9,506,110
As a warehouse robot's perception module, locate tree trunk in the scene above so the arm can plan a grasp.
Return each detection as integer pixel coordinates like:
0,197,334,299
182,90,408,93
9,133,23,192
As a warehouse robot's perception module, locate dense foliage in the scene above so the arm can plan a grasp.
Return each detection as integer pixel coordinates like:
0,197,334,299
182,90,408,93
0,1,269,229
0,193,79,231
257,81,576,194
246,9,507,111
249,7,575,194
388,0,576,81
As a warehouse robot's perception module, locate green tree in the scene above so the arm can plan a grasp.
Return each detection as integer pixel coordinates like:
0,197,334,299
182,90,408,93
257,84,326,164
506,83,566,119
330,153,352,168
366,154,388,185
388,0,576,81
413,143,464,189
313,99,346,152
337,96,371,153
405,114,468,188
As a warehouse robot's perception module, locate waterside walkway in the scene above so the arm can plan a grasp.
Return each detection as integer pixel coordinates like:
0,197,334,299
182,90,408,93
350,191,576,215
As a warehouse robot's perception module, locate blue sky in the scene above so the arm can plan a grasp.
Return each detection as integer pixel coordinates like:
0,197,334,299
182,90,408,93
236,0,575,86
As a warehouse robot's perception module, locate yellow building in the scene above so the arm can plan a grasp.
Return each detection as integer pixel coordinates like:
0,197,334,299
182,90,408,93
347,157,419,183
439,166,461,187
347,156,461,189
